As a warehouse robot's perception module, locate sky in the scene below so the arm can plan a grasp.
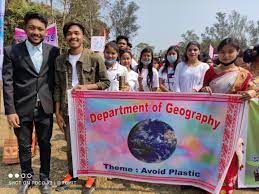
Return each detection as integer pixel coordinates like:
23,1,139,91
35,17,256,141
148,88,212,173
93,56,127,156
130,0,259,52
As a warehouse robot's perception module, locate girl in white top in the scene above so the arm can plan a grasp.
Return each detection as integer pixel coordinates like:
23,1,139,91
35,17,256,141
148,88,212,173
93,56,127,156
104,42,129,91
119,50,139,91
174,41,209,92
159,46,180,92
137,48,159,92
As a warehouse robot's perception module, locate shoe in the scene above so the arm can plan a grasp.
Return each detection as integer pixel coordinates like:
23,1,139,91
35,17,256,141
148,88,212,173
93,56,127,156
55,174,78,192
39,180,52,194
17,180,33,194
82,178,96,194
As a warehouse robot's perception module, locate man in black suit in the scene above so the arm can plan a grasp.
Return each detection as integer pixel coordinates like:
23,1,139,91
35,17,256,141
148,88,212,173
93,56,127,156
2,12,59,194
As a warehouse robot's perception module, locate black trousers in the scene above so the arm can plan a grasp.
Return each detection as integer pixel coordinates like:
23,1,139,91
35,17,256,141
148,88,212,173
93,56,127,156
14,105,53,181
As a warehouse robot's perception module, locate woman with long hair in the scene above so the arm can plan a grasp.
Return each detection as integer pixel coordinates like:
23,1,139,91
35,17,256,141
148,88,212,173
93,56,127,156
174,41,209,92
120,50,138,91
159,46,180,92
104,41,129,91
137,48,159,92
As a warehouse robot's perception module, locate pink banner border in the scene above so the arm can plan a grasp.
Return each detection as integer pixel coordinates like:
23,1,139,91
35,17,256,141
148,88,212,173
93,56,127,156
72,91,242,192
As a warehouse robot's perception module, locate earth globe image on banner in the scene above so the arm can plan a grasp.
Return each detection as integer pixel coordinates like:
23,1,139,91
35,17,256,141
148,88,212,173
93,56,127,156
128,119,177,163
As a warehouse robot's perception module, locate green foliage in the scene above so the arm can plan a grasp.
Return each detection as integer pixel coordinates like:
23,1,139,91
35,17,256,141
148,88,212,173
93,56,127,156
201,11,251,51
136,42,154,56
179,30,200,56
109,0,139,39
4,0,109,51
180,11,259,55
4,0,51,45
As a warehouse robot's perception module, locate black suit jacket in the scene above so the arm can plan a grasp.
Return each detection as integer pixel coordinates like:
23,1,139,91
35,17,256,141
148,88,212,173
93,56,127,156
2,41,59,120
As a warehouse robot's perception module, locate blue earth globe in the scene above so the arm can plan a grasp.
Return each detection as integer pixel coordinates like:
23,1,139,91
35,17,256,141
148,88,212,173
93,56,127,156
128,119,177,163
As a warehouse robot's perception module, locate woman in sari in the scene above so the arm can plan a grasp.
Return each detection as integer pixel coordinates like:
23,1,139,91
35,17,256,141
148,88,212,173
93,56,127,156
200,38,253,194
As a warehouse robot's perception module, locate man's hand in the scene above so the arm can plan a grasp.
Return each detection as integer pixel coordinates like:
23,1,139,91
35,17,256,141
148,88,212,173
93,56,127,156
73,84,89,90
7,113,20,128
55,113,66,133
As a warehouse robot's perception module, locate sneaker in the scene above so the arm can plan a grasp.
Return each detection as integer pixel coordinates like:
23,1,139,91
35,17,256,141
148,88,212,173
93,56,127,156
82,178,96,194
17,180,33,194
39,180,52,194
55,173,78,192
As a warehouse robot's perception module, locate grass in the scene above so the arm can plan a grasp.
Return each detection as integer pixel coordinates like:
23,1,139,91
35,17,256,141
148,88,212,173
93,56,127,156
0,102,257,194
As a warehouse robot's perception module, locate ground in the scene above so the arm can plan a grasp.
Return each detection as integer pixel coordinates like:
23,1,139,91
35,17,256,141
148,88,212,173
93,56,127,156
0,89,257,194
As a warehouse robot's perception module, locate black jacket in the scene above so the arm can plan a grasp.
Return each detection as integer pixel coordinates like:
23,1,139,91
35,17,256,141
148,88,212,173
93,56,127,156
2,41,59,120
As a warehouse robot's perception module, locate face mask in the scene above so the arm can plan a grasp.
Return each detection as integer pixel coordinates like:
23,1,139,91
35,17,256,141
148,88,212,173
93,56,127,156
141,59,151,65
105,59,117,65
219,57,237,66
167,55,177,63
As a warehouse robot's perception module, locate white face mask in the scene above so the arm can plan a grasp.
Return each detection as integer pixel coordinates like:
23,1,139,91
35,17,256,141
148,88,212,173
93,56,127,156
167,55,177,63
105,59,117,65
141,59,151,65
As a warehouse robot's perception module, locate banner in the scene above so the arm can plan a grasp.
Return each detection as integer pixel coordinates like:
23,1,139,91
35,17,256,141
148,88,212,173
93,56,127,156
91,36,105,52
0,0,5,77
238,98,259,188
68,91,245,193
14,23,58,47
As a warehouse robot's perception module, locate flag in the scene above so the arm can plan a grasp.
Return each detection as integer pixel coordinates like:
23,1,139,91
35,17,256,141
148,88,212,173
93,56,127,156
209,44,214,59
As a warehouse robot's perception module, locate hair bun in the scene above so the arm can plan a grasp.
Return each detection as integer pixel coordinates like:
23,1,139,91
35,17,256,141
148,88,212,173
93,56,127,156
243,48,254,63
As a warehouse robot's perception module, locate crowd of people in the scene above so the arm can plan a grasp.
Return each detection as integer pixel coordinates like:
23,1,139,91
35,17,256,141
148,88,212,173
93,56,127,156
1,11,259,194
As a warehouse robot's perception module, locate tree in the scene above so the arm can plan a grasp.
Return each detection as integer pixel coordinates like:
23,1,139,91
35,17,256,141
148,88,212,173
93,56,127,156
62,0,109,47
4,0,52,45
248,21,259,46
109,0,139,39
201,11,256,52
179,30,200,55
134,42,154,59
4,0,110,50
136,42,154,52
